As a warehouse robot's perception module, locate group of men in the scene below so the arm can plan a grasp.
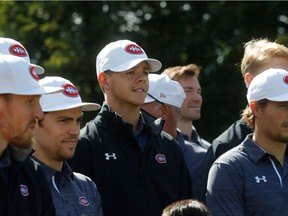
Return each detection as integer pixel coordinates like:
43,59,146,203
1,35,288,216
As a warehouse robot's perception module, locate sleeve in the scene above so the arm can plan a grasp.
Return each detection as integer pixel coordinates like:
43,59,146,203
206,162,245,216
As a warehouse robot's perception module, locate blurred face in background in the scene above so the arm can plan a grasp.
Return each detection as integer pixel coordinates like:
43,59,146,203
177,75,202,122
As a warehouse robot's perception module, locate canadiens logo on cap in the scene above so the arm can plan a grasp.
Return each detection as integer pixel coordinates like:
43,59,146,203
20,184,29,197
283,75,288,84
125,44,144,55
155,154,167,164
9,44,28,57
79,196,89,206
62,83,79,97
29,65,40,81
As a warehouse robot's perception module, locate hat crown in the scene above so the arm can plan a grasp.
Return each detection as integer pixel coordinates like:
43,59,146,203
96,39,162,75
247,68,288,103
0,37,44,74
145,74,185,108
39,76,100,112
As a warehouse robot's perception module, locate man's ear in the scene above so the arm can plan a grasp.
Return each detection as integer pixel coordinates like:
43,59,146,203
98,72,110,90
250,101,261,116
244,73,254,88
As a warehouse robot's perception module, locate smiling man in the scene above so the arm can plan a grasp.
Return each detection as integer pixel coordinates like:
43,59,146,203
32,76,103,216
68,39,193,216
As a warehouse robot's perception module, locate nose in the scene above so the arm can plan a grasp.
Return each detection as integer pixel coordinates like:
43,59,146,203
69,122,80,136
135,73,148,83
33,102,44,120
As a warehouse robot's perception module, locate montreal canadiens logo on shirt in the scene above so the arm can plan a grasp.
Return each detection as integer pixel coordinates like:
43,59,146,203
155,154,167,164
125,44,144,55
20,184,29,197
62,83,79,97
9,44,28,57
79,196,89,206
29,65,40,81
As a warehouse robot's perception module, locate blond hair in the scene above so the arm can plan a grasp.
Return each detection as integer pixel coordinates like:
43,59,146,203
162,64,201,81
241,39,288,77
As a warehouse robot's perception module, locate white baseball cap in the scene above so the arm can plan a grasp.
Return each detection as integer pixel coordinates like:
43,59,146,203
145,74,185,108
247,68,288,103
0,55,62,95
0,37,44,74
96,39,162,75
39,76,101,112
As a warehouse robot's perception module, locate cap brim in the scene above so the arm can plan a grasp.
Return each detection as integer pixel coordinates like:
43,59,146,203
267,93,288,102
31,64,45,75
42,102,101,112
15,86,63,96
110,58,162,73
144,94,156,104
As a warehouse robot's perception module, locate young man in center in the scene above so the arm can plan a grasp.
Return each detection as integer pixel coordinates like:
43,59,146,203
69,39,193,216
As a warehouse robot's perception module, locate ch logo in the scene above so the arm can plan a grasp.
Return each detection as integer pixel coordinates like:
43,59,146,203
105,153,117,160
255,176,267,183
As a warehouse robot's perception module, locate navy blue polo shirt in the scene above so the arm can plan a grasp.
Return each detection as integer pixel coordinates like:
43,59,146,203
206,134,288,216
32,158,103,216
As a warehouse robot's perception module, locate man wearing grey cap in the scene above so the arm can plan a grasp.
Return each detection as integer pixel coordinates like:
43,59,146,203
69,39,193,216
0,55,62,215
32,76,103,216
142,74,207,201
206,68,288,215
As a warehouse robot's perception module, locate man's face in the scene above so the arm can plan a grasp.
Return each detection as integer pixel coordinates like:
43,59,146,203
105,61,150,108
255,101,288,144
0,94,43,149
177,75,202,121
34,107,82,163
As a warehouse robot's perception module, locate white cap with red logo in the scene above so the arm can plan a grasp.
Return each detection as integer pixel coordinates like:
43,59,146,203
0,37,44,74
0,55,62,95
145,74,185,108
247,68,288,103
96,39,162,75
39,76,101,112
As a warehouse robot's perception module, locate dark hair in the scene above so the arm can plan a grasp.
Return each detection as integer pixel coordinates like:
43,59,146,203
162,199,211,216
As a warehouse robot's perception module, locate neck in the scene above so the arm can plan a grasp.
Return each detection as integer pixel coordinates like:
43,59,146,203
253,132,287,166
106,100,141,131
177,118,193,140
33,151,63,171
163,121,178,139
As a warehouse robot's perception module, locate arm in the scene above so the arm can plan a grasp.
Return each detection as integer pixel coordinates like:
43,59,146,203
206,162,245,216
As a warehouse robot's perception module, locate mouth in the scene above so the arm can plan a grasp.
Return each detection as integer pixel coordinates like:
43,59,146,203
132,88,146,93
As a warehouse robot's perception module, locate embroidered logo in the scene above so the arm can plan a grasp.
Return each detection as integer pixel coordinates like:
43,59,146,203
20,184,29,197
160,92,166,98
255,176,267,183
125,44,144,55
9,44,28,57
283,75,288,85
62,83,79,97
79,196,89,206
105,153,117,160
155,154,167,164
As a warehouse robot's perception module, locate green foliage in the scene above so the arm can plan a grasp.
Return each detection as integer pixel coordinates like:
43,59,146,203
1,1,288,141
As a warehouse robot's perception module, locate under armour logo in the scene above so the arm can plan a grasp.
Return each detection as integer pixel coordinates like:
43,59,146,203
105,153,117,160
160,92,166,98
255,176,267,183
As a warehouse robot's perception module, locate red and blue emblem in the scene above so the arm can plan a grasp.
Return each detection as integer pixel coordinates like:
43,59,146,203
79,196,89,206
62,83,79,97
125,44,144,55
20,184,29,197
155,154,167,164
9,44,28,57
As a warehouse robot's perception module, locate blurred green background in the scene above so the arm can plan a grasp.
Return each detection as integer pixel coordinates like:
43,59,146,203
1,1,288,142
